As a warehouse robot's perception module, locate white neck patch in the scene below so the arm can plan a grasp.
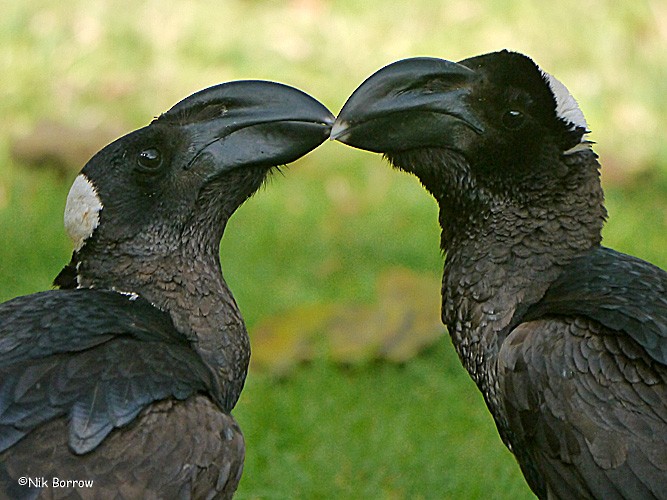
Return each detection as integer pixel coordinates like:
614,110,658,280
64,174,103,251
541,71,588,134
541,70,591,154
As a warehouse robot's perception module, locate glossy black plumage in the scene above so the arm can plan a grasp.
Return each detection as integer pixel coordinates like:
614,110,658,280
521,247,667,364
333,51,667,498
0,290,217,454
1,80,333,498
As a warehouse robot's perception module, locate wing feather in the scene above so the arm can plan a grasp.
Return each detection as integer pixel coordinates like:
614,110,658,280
523,247,667,365
0,289,219,455
499,316,667,499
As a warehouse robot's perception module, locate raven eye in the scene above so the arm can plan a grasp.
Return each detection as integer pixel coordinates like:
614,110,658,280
137,148,162,170
502,110,525,130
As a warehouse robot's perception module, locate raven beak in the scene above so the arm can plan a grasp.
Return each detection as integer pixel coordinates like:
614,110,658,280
162,80,334,172
331,57,484,153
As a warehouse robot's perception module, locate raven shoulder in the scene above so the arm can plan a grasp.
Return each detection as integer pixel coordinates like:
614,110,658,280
498,247,667,498
522,246,667,364
0,289,240,498
0,289,221,455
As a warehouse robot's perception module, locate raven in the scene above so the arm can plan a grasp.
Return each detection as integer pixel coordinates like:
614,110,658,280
1,81,333,498
332,50,667,499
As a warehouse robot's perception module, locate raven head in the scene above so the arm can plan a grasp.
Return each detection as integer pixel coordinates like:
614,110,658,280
332,51,596,207
58,81,333,289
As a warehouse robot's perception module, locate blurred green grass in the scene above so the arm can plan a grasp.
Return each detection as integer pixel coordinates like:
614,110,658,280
1,1,666,498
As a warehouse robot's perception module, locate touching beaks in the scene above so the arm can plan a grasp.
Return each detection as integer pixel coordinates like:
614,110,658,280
331,57,484,153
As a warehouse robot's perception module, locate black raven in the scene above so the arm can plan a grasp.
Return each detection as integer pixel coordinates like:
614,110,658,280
1,81,333,498
332,50,667,499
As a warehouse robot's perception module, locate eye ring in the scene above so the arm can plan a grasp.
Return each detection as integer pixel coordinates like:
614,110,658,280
137,148,162,171
502,110,525,130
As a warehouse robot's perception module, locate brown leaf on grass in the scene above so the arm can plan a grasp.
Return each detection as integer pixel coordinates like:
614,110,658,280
375,268,444,363
250,268,444,377
328,268,443,364
327,305,388,364
250,303,342,377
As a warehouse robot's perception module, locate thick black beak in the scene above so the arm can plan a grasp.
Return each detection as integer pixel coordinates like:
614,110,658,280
160,80,334,172
331,57,484,153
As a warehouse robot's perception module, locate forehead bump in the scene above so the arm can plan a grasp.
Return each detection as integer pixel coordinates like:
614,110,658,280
64,174,103,251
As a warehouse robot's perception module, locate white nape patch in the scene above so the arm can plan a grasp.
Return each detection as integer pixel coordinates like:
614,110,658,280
64,174,103,251
541,71,588,133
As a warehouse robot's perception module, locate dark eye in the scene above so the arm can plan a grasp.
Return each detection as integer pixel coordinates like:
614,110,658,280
137,148,162,171
502,110,525,130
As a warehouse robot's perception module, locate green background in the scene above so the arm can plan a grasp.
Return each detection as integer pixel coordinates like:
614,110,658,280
1,1,665,498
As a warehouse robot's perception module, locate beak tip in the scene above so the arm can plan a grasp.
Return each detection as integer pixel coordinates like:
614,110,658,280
329,119,350,142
